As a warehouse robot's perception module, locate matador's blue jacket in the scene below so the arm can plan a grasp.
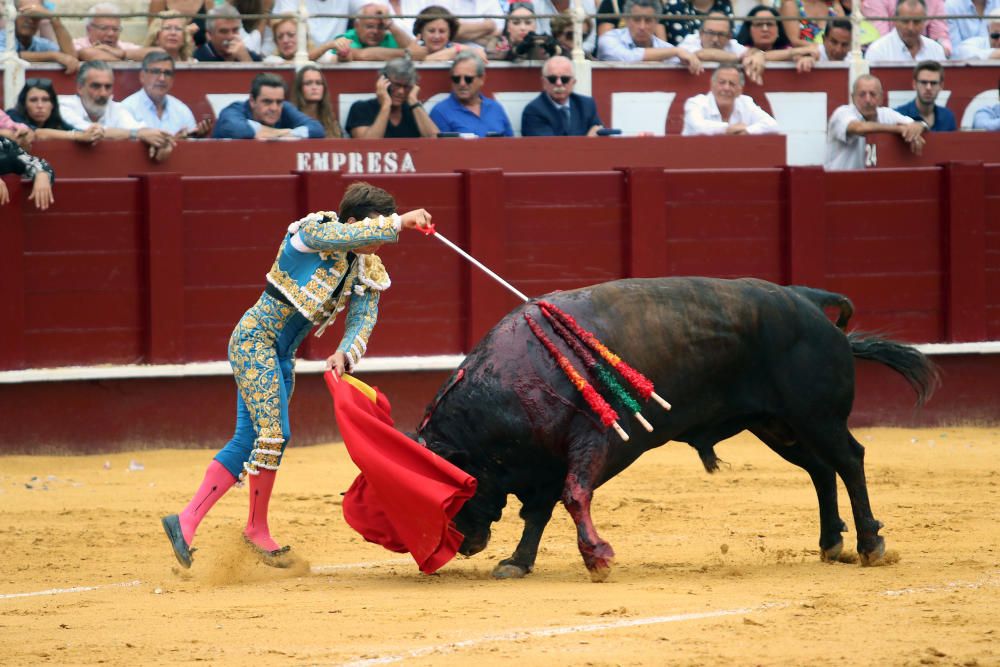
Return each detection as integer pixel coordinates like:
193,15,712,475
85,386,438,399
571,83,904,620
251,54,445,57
265,210,400,369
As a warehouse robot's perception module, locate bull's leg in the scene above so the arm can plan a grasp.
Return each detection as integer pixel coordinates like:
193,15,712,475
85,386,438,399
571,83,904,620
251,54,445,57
751,424,847,562
492,495,560,579
795,422,885,565
561,439,615,581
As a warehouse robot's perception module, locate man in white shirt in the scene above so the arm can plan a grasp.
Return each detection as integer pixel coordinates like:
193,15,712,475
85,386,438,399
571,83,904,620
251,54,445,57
864,0,947,63
676,14,766,83
122,53,212,138
73,2,157,62
825,74,926,170
60,61,176,161
597,0,702,73
682,64,779,136
953,9,1000,59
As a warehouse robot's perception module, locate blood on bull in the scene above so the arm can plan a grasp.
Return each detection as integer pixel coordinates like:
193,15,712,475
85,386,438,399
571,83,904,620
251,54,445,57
417,277,938,581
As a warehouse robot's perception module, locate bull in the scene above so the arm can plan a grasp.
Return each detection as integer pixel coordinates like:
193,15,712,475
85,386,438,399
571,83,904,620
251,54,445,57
418,277,938,581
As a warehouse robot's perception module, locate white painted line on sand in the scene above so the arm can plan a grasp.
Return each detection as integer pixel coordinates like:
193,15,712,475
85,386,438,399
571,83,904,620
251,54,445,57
339,603,789,667
0,559,409,602
336,572,1000,666
0,579,142,601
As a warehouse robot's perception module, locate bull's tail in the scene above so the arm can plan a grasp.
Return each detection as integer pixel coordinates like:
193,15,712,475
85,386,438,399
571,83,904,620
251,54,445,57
848,331,940,406
788,285,854,330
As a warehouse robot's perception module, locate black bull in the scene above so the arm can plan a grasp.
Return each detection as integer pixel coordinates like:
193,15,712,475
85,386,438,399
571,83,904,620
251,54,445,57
418,277,938,581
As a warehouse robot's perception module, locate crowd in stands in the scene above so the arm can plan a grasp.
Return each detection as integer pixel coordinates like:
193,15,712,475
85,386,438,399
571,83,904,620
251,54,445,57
2,0,1000,209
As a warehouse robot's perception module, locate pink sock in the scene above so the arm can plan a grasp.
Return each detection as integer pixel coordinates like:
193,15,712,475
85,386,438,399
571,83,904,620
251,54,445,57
178,460,237,545
244,468,282,552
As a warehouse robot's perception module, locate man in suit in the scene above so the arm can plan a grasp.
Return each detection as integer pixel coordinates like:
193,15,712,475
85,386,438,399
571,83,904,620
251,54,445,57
521,56,604,136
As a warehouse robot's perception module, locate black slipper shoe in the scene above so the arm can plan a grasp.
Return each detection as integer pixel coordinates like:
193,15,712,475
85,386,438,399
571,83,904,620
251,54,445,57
242,534,294,568
161,514,195,569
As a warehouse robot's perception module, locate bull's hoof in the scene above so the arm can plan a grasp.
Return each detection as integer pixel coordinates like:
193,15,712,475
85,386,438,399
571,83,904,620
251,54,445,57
587,560,613,583
820,540,844,563
492,562,530,579
858,537,886,566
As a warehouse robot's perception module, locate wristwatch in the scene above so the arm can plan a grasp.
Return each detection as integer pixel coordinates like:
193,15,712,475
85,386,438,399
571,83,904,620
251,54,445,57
409,101,423,110
129,128,139,140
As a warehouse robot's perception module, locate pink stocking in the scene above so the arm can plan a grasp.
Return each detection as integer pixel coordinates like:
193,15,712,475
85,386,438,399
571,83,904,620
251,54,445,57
178,460,237,545
244,468,282,552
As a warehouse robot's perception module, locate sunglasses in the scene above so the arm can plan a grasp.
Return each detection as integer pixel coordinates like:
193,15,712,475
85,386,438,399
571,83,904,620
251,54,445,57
991,32,1000,39
451,74,476,84
545,75,572,84
25,77,53,88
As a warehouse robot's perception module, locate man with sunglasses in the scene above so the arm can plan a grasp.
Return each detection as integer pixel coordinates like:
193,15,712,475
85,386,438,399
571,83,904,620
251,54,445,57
122,53,212,138
953,8,1000,59
60,61,177,161
429,52,514,137
521,55,603,136
0,0,80,73
346,58,439,138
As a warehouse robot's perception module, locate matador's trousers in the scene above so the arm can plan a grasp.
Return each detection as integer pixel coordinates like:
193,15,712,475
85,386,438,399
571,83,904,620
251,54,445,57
214,293,313,479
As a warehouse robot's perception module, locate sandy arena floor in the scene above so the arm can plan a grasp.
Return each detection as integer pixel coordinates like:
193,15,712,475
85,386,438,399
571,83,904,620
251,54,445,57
1,427,998,666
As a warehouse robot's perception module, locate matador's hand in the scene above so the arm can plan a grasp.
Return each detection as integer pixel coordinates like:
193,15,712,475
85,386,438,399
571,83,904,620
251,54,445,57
325,350,347,377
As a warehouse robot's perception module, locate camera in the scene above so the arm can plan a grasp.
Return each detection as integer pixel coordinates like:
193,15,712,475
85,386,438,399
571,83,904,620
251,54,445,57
511,31,561,60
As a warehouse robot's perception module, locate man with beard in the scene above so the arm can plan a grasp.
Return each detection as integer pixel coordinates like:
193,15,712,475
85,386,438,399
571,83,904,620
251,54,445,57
60,61,176,161
213,73,324,139
429,52,513,137
345,58,439,138
682,64,779,135
825,74,926,170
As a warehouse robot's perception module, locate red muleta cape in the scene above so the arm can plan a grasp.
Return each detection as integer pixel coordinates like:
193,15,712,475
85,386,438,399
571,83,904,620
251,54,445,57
324,371,477,574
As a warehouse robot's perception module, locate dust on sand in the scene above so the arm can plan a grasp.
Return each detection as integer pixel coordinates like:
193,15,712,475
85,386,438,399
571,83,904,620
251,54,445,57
1,427,998,666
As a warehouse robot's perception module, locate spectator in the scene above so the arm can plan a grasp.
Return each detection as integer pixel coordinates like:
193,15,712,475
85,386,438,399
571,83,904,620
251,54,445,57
661,0,735,46
147,0,211,46
550,10,596,57
61,61,177,160
893,60,956,130
358,0,440,37
780,0,844,47
450,0,506,44
407,5,488,61
272,0,349,47
488,1,566,61
0,0,80,73
682,63,779,135
346,58,438,138
143,11,196,62
74,2,157,61
676,13,766,83
946,0,1000,46
0,110,33,150
212,72,325,139
0,136,55,210
264,15,337,62
6,78,103,143
521,55,604,136
232,0,275,55
429,52,514,137
292,65,343,138
194,4,263,61
971,78,999,129
819,17,852,60
953,8,1000,59
736,4,820,68
864,0,947,62
122,52,212,137
328,2,409,61
864,0,950,55
825,74,926,170
598,0,703,73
